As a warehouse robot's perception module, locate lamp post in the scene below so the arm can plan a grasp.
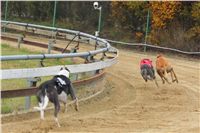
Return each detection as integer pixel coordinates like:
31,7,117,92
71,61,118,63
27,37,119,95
93,2,102,37
4,1,8,32
52,1,57,27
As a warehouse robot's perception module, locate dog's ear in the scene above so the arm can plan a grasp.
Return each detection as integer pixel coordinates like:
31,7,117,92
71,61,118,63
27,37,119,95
157,54,162,58
60,67,63,70
65,67,70,72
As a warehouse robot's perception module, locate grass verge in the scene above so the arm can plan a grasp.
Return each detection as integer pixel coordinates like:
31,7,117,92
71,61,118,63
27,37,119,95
1,43,72,113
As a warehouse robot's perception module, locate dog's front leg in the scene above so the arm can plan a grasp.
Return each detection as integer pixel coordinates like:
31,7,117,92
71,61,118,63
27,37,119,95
74,98,79,111
62,103,67,113
163,76,171,84
58,92,67,113
157,70,165,84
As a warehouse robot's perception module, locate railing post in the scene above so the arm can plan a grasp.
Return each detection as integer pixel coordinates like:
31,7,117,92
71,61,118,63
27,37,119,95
71,73,79,81
52,1,57,28
48,39,55,54
17,35,24,49
25,77,39,110
3,1,8,32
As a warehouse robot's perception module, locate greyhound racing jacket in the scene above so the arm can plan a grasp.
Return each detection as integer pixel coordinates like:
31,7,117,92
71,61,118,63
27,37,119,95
140,58,153,68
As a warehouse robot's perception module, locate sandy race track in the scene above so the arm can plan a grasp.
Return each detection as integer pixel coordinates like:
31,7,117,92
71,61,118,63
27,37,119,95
1,46,200,132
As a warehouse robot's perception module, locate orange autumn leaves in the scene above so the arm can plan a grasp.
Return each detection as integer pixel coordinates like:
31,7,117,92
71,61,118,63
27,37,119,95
111,1,181,30
150,1,181,29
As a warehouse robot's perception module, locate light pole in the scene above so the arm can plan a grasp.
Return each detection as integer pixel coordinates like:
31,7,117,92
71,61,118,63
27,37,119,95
4,1,8,32
93,2,102,37
52,1,57,27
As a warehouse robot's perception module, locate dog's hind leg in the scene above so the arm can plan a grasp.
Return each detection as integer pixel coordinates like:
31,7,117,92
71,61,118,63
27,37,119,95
54,98,61,127
161,69,171,84
34,91,48,120
38,96,49,120
42,95,49,109
167,67,175,83
170,71,175,82
39,102,45,120
172,69,178,83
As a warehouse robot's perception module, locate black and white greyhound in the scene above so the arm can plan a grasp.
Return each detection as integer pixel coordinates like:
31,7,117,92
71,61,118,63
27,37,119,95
34,67,78,127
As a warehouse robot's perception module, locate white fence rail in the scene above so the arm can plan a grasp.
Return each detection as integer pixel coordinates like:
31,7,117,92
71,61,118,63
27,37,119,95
1,20,118,80
1,55,118,80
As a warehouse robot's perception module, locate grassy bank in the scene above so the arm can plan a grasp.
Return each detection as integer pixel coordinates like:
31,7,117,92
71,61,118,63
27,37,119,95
1,43,72,69
1,43,73,113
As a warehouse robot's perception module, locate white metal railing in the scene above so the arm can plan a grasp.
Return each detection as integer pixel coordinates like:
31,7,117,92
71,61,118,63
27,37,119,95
1,21,118,80
1,20,112,61
1,54,118,80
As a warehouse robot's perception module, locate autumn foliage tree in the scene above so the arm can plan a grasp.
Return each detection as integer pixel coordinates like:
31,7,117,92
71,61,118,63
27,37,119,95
1,1,199,51
110,1,148,41
112,1,148,30
150,1,181,29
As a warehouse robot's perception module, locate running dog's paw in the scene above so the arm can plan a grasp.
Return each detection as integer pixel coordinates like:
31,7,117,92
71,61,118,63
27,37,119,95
75,105,79,111
74,99,79,111
172,79,178,83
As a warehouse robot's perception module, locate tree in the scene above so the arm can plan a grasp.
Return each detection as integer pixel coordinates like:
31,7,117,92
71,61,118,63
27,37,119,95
150,1,181,29
191,2,200,23
111,1,147,32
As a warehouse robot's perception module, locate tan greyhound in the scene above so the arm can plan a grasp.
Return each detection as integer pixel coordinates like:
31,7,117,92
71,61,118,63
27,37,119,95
156,54,178,84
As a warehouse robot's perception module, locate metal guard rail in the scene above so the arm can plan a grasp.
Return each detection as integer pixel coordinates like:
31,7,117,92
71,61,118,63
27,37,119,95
1,20,111,61
1,20,118,80
106,39,200,55
1,71,106,98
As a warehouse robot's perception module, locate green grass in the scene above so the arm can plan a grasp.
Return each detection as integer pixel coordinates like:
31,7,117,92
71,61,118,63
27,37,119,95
9,17,75,30
1,43,73,114
2,43,41,55
1,43,98,114
1,43,72,69
1,96,38,114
